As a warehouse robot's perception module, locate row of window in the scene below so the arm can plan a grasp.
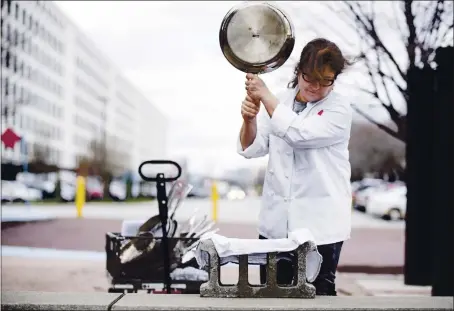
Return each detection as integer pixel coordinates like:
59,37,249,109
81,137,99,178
2,22,64,77
2,0,65,54
1,58,63,100
76,37,108,72
35,0,65,30
75,56,108,89
1,140,61,166
1,77,64,120
8,113,63,141
75,75,102,102
73,113,100,135
27,91,64,120
74,96,104,121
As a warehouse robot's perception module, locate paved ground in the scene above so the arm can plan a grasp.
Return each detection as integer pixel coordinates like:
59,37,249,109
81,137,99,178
2,197,405,229
1,198,417,296
1,218,404,273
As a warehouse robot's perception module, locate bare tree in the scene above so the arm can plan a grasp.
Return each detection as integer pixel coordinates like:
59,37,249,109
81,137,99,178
349,121,405,180
285,1,453,142
77,135,130,194
31,143,50,165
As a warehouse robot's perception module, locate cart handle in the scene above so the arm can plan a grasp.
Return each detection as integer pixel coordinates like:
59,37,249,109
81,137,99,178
138,160,182,182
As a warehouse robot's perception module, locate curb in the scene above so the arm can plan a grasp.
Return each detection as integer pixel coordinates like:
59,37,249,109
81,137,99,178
338,265,403,275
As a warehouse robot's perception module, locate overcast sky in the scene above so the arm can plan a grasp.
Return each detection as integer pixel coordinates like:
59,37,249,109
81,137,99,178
54,1,402,176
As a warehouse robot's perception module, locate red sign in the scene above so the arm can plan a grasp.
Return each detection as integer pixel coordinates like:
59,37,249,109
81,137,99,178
1,128,21,149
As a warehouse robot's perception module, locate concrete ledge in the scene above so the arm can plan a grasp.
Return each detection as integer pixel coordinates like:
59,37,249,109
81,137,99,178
1,292,453,311
1,291,123,310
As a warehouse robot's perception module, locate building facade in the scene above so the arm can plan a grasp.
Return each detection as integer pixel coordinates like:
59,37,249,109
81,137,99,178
1,0,168,175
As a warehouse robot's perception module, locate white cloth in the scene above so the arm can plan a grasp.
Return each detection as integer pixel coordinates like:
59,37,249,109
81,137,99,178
237,86,353,245
170,267,208,281
121,220,145,237
194,228,322,283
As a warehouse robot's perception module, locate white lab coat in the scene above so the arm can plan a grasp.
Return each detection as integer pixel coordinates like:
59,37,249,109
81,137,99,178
237,86,353,245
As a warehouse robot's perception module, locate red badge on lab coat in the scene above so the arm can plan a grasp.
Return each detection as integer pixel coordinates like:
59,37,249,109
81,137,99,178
317,110,324,116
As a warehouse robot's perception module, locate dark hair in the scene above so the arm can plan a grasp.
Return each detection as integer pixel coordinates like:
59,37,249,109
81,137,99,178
288,38,352,88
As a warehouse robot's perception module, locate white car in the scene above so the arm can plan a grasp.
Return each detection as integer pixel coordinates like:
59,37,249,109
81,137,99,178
226,186,246,200
366,185,407,221
109,180,127,201
60,181,76,202
1,181,43,203
354,183,388,211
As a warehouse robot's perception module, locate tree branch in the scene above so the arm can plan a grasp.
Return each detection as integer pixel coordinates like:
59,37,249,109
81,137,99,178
351,104,404,142
344,1,407,80
404,0,418,67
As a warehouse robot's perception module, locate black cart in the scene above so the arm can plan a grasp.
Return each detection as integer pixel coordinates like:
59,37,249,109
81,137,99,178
105,160,207,294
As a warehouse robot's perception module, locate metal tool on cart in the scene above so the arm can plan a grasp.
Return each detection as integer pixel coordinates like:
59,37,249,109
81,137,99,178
105,160,217,294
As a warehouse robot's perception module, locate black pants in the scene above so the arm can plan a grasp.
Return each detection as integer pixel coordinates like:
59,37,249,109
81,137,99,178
259,234,343,296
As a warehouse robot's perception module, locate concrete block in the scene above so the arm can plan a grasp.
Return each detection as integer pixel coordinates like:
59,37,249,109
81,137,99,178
1,291,123,310
197,239,317,298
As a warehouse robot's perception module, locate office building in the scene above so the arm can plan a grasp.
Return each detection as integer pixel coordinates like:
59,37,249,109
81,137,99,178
1,0,168,175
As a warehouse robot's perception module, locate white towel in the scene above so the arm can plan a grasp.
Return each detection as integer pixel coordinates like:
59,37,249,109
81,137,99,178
194,228,322,283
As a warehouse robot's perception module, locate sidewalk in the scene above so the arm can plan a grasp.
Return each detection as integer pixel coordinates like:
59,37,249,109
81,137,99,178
1,256,430,296
1,206,56,222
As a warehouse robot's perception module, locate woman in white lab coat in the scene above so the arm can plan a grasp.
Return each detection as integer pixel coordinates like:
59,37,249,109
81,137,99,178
238,38,354,296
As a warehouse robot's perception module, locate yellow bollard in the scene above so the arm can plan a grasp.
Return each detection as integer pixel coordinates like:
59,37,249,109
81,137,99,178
75,175,86,218
211,180,219,223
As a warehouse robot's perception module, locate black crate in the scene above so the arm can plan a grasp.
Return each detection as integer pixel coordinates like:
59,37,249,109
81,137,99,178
105,232,205,294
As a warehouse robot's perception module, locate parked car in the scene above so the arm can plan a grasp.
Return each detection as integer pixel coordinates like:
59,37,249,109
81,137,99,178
366,185,407,221
226,185,246,200
16,172,56,199
1,180,43,203
109,179,127,201
353,183,388,212
60,181,75,202
86,176,104,200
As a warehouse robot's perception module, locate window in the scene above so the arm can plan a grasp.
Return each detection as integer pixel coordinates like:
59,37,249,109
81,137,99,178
13,28,18,46
5,50,10,68
12,54,17,73
22,9,27,26
6,0,11,14
12,83,16,101
6,23,10,42
20,33,25,50
4,77,9,96
15,3,19,20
